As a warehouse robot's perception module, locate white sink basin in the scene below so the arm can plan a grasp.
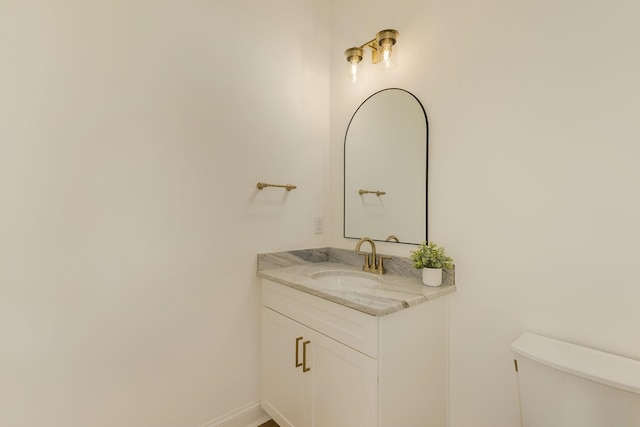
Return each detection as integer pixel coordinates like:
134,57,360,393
310,270,382,289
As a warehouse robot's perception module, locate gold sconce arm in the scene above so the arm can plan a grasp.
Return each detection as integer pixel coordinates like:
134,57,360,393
360,38,379,63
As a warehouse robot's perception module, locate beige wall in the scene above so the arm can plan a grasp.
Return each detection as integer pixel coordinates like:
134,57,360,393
329,0,640,426
0,1,329,426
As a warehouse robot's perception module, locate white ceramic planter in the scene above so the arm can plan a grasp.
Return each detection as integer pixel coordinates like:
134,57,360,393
422,268,443,287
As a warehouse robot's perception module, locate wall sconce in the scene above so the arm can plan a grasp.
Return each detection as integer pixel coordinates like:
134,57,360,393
344,29,399,84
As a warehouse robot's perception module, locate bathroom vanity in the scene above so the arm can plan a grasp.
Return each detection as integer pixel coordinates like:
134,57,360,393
258,248,455,427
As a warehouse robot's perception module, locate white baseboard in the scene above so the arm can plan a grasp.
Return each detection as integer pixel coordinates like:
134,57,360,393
200,400,271,427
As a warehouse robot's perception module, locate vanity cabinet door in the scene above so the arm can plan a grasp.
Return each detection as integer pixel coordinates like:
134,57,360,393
308,329,377,427
261,307,311,427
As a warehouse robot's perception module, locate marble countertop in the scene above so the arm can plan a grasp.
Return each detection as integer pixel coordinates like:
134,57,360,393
258,258,456,317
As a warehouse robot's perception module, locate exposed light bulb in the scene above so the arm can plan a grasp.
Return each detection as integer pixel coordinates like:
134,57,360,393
375,29,399,71
379,41,396,70
345,47,364,84
350,62,360,83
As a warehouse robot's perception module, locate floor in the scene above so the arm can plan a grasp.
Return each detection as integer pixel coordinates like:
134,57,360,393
258,420,279,427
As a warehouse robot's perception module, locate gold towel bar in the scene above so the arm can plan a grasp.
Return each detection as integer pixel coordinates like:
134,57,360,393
359,189,386,196
257,182,297,191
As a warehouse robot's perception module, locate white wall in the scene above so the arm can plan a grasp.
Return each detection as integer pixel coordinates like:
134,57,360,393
329,0,640,426
0,1,329,426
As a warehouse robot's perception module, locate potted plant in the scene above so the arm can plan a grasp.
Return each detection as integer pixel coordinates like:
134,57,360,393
410,241,454,287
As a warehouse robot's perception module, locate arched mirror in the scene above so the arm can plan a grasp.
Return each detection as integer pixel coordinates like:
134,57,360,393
344,88,428,244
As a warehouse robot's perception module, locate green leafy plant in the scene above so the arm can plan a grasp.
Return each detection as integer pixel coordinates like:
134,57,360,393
410,241,454,270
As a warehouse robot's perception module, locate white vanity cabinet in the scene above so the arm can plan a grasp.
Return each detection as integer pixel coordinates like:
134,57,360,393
262,307,377,427
261,279,448,427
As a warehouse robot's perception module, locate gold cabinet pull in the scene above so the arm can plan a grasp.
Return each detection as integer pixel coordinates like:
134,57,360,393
295,337,303,368
302,340,311,373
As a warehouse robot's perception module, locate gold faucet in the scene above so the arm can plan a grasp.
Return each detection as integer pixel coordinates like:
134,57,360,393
355,237,391,274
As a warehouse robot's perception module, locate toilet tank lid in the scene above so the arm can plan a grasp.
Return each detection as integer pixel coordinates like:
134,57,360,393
512,333,640,395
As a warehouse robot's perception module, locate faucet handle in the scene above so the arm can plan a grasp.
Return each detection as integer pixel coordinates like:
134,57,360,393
357,252,372,271
376,255,392,274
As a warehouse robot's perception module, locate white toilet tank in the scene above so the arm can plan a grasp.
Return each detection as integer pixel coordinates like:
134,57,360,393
512,333,640,427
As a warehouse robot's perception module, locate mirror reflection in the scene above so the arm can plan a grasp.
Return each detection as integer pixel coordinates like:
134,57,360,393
344,88,428,244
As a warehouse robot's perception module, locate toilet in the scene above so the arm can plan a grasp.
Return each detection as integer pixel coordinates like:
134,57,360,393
512,332,640,427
